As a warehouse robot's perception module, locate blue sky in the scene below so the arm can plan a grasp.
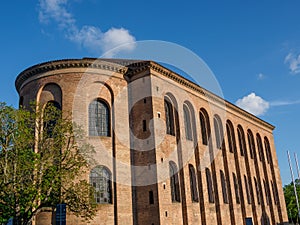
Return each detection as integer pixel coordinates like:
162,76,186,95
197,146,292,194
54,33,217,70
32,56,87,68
1,0,300,185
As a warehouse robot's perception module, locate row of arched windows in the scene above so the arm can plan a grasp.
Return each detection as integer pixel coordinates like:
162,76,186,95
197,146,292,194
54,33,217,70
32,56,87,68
164,98,273,164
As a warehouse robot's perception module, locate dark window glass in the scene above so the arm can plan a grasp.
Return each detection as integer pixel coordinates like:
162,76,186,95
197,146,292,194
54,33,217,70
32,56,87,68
43,101,61,137
220,170,228,204
226,121,236,153
237,125,246,156
214,116,223,149
149,190,154,204
200,110,209,145
247,130,255,159
90,166,112,204
264,137,271,164
206,168,214,203
244,175,251,204
254,177,261,205
169,161,180,202
89,99,110,136
189,164,199,202
183,105,193,140
233,172,240,204
256,134,264,162
164,99,175,136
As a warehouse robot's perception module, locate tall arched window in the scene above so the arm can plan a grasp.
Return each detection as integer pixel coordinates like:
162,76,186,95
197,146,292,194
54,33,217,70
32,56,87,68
226,120,236,153
237,125,246,156
214,115,223,149
43,100,62,137
247,129,255,159
206,168,214,203
220,170,228,204
200,109,210,145
89,99,110,136
264,137,271,164
169,161,180,202
189,164,199,202
183,104,192,140
244,175,251,204
90,166,112,204
164,99,175,136
271,180,279,205
254,177,261,205
233,172,240,204
256,134,264,162
264,180,271,205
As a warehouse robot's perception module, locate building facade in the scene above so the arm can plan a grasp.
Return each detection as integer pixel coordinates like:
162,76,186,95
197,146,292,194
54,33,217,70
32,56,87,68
15,58,288,225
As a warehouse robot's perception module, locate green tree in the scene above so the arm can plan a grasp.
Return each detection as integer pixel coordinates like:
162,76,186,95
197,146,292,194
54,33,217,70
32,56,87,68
283,179,300,224
0,102,96,225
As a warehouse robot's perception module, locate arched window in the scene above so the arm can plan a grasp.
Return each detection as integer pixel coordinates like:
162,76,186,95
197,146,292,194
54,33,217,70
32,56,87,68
200,109,210,145
169,161,180,202
264,137,272,164
183,104,193,140
237,125,246,156
247,129,255,159
89,99,110,136
264,180,271,205
220,170,228,204
206,168,214,203
214,115,223,149
233,172,240,204
164,99,175,136
271,180,279,205
244,175,251,204
254,177,261,205
256,134,264,162
226,120,236,153
43,101,61,137
189,164,199,202
90,166,112,204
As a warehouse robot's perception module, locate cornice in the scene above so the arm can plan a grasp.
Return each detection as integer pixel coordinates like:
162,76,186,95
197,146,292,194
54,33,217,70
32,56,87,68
15,58,145,93
15,58,275,130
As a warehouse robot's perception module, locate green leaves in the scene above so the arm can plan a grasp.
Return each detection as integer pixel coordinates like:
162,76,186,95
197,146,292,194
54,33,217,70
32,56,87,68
0,102,96,225
284,179,300,223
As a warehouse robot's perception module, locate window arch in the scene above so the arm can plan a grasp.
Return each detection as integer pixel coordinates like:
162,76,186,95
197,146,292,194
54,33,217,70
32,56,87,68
237,125,246,156
244,175,251,204
169,161,180,202
214,115,223,149
226,120,236,153
189,164,199,202
90,166,112,204
89,99,110,136
233,172,240,204
220,170,228,204
206,168,214,203
183,104,193,140
264,137,271,164
264,180,271,205
256,134,264,162
164,99,175,136
247,129,255,159
200,109,210,145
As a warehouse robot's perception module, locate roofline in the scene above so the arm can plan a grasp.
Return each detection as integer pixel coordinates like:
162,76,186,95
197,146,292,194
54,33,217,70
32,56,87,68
15,58,275,130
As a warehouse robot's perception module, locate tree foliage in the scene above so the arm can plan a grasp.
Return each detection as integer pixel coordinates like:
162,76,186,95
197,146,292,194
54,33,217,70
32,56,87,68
0,102,96,225
283,179,300,224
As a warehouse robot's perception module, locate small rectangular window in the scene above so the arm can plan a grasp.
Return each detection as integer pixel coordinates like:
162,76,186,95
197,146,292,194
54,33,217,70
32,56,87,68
149,191,154,204
143,120,147,132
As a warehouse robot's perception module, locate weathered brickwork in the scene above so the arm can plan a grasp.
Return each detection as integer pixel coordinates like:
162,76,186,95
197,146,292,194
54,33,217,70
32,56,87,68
16,58,288,225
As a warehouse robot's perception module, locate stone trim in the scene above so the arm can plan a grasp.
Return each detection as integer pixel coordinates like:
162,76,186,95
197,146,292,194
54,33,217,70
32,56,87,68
16,58,274,131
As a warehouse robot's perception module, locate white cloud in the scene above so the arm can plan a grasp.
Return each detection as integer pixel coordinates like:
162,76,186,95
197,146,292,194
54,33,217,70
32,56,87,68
38,0,136,56
284,53,300,74
270,100,300,106
257,73,266,80
235,93,270,116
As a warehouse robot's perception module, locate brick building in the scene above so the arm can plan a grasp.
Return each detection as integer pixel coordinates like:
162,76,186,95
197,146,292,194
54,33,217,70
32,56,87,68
15,58,288,225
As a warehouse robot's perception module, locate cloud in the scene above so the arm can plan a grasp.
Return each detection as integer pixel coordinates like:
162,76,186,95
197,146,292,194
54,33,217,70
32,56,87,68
257,73,266,80
284,53,300,74
235,93,270,116
38,0,136,56
270,100,300,106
